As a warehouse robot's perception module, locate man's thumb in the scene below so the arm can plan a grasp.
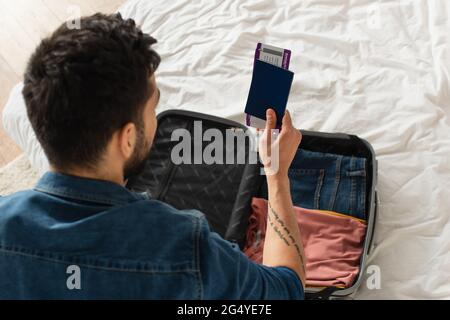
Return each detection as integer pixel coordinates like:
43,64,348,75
265,108,277,130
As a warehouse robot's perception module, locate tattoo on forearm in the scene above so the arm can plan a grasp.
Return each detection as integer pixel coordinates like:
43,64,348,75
268,213,290,246
268,201,306,274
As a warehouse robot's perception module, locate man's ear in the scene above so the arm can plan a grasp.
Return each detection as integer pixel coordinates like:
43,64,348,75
118,122,137,160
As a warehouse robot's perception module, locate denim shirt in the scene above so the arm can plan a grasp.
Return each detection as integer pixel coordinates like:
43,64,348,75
0,172,303,299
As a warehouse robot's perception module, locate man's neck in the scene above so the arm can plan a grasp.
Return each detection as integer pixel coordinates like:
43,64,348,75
51,166,125,186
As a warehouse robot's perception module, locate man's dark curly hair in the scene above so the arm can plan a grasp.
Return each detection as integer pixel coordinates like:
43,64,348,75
22,13,161,170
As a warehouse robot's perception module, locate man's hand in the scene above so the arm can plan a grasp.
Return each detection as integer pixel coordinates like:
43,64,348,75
258,108,302,178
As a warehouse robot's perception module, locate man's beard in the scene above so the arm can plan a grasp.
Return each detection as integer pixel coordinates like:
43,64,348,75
123,125,152,180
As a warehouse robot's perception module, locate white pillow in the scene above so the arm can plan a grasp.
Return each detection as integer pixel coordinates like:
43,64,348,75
2,82,49,175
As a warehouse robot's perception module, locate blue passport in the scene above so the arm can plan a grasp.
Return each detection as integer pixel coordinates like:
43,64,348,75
244,59,294,126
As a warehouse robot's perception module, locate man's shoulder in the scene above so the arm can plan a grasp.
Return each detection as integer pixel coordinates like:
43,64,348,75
126,197,206,224
0,189,38,214
0,189,205,222
0,189,35,200
100,198,209,269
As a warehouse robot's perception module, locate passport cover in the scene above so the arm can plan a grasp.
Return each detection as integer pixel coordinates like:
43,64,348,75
244,59,294,126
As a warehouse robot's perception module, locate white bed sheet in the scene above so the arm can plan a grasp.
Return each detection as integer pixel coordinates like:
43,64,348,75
2,0,450,299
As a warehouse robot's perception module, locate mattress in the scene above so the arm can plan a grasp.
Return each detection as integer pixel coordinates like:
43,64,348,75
2,0,450,299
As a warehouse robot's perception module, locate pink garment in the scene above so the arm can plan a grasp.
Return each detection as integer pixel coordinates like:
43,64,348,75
243,197,367,288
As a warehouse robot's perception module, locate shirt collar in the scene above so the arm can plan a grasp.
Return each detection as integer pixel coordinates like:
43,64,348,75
34,171,149,206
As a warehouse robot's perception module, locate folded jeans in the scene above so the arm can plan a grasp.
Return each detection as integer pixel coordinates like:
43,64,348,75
288,149,367,220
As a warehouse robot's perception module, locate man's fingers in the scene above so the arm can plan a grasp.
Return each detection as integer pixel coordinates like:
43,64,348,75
282,110,293,130
265,108,277,130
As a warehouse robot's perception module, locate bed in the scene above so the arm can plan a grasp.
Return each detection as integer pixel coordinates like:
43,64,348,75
2,0,450,299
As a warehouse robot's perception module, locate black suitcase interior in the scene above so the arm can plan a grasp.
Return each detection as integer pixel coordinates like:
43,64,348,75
126,109,378,300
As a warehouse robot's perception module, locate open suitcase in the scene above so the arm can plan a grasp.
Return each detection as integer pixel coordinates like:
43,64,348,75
126,109,378,300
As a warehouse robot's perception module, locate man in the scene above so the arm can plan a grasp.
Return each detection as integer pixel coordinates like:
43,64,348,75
0,13,305,299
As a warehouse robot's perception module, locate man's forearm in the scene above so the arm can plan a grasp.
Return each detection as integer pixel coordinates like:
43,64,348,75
262,175,307,286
